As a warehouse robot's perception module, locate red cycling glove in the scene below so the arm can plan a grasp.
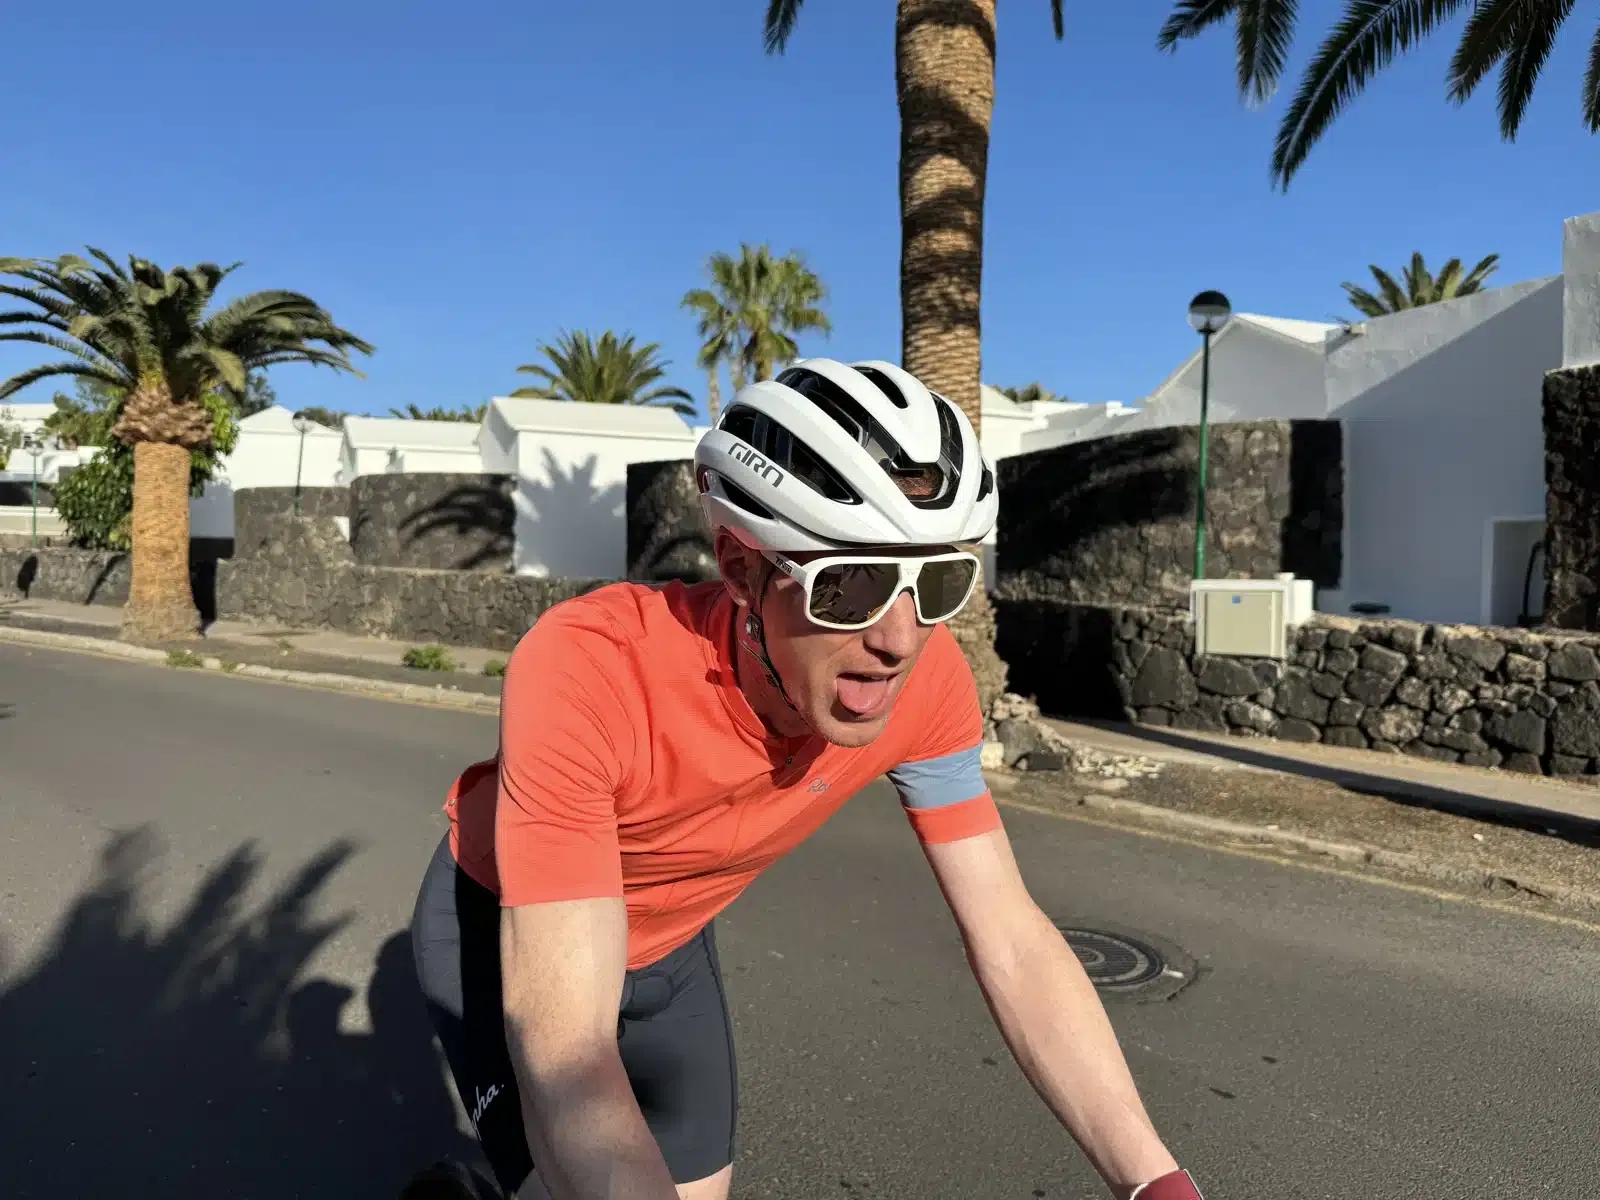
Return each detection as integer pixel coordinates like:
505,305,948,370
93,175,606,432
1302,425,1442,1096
1128,1168,1204,1199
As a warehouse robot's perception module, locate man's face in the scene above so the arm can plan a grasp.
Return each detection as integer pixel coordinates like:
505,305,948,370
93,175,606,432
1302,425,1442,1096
714,531,951,748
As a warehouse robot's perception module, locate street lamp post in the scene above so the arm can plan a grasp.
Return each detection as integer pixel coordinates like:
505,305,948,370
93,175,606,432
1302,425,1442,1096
23,435,43,548
291,412,314,516
1187,290,1232,580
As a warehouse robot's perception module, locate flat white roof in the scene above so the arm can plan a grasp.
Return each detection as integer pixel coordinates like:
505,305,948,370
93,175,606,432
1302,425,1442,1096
238,404,342,436
0,402,55,423
488,396,696,439
343,414,482,451
1234,313,1341,346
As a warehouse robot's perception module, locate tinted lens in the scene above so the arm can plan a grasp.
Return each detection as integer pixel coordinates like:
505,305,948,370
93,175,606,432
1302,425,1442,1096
808,562,902,627
913,558,977,622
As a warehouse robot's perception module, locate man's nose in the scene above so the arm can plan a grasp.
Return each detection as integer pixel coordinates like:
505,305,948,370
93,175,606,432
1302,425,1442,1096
861,591,921,660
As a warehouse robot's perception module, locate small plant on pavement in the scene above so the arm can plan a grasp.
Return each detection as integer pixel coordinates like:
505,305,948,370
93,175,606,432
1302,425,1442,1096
482,658,507,678
167,649,205,669
218,658,239,673
403,645,457,672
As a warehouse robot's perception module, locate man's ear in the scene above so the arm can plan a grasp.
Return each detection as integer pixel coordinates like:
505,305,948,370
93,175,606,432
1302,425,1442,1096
713,529,759,608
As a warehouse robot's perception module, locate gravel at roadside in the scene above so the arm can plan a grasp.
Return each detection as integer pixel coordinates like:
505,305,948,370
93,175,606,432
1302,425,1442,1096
992,757,1600,919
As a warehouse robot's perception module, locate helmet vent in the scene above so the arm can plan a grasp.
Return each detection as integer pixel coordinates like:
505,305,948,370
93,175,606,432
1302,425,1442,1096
720,477,774,520
855,366,910,409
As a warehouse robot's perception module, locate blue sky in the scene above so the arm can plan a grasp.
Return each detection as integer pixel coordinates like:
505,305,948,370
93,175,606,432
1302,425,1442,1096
2,1,1595,423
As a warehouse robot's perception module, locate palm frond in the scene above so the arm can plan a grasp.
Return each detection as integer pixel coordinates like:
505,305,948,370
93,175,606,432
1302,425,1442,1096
0,359,125,401
1494,0,1575,140
1583,18,1600,130
1369,265,1408,312
1432,256,1465,298
1272,0,1471,189
1446,0,1521,103
1461,252,1501,290
764,0,804,54
1158,0,1237,51
1158,1,1300,104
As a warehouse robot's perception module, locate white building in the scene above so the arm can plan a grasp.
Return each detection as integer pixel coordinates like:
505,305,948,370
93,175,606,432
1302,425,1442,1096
338,415,484,481
1081,211,1600,629
479,397,702,579
190,405,343,539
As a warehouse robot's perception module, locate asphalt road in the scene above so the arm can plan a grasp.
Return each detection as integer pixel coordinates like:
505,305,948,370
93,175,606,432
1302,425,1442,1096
2,642,1597,1200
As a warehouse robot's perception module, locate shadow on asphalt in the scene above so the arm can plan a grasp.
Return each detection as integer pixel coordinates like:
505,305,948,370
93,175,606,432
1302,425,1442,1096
1072,717,1600,849
0,826,475,1199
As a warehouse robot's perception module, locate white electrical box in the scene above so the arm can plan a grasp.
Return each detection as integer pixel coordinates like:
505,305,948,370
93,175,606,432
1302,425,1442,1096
1191,574,1314,660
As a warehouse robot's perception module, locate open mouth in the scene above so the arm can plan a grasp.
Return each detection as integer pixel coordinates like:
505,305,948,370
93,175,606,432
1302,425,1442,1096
834,671,901,720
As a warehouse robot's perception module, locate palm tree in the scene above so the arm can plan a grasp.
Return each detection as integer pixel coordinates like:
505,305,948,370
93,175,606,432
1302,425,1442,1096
1342,251,1501,318
0,250,372,640
1158,1,1600,189
763,0,1067,711
999,382,1062,405
511,330,695,417
388,402,488,422
43,377,122,448
682,243,833,420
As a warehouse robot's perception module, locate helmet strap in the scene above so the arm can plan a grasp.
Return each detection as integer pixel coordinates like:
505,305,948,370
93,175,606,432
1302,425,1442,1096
740,561,799,713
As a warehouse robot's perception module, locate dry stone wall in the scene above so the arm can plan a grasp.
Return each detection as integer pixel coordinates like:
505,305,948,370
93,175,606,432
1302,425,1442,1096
1003,600,1600,778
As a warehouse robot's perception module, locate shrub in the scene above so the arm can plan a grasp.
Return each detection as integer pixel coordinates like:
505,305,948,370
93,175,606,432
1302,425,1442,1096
403,645,457,672
53,391,239,550
482,658,507,678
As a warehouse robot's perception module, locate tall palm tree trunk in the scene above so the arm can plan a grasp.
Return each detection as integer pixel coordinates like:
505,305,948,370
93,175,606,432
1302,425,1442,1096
897,0,1008,714
117,383,212,642
707,368,722,425
125,441,200,640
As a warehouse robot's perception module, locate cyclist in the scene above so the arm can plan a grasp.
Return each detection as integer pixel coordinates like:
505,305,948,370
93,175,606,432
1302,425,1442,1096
406,359,1205,1200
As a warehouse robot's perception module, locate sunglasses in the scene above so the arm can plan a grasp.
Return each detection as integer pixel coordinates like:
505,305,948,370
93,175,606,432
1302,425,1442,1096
764,550,982,632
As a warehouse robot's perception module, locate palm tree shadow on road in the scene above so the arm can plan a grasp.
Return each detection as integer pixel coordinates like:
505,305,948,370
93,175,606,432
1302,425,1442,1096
0,826,475,1199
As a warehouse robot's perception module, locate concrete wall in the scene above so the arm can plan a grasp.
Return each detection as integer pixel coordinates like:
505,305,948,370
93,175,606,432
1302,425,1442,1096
1563,213,1600,369
509,431,699,579
1320,278,1563,627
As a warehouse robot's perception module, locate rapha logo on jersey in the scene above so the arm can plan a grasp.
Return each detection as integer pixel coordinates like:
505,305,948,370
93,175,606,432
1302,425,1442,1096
807,778,829,793
729,440,786,487
470,1083,503,1129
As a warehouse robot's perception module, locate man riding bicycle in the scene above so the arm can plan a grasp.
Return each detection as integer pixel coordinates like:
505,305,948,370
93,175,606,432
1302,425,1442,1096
407,359,1205,1199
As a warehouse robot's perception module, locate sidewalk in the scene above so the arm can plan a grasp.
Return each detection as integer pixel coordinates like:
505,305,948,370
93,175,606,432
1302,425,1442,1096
1042,716,1600,833
5,594,1600,837
0,597,506,697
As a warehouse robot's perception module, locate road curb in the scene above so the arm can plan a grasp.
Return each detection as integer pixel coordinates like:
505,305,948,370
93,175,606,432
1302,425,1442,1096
0,623,503,714
990,776,1600,918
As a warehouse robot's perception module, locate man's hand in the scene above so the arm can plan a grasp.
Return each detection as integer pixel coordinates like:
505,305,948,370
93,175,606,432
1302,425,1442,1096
1127,1168,1205,1199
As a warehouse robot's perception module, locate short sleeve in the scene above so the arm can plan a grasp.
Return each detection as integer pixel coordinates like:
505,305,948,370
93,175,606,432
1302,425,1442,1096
886,626,1002,845
494,606,637,907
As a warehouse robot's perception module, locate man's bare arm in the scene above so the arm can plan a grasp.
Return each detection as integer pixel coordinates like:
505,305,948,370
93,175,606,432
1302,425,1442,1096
500,897,680,1200
922,828,1181,1199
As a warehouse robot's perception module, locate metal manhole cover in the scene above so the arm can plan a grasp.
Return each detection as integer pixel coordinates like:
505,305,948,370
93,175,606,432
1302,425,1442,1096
1057,927,1166,991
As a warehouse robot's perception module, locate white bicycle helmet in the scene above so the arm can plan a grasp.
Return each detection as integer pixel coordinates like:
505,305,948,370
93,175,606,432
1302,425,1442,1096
694,358,997,552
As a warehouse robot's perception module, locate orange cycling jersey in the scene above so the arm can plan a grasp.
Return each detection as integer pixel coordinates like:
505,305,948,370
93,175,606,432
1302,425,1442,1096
445,579,1000,970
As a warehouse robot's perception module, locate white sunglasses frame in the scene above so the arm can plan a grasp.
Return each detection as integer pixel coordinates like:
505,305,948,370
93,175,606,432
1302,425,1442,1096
763,549,982,631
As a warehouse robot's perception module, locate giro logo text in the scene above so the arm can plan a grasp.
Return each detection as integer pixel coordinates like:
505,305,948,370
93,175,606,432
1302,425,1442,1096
730,441,786,487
